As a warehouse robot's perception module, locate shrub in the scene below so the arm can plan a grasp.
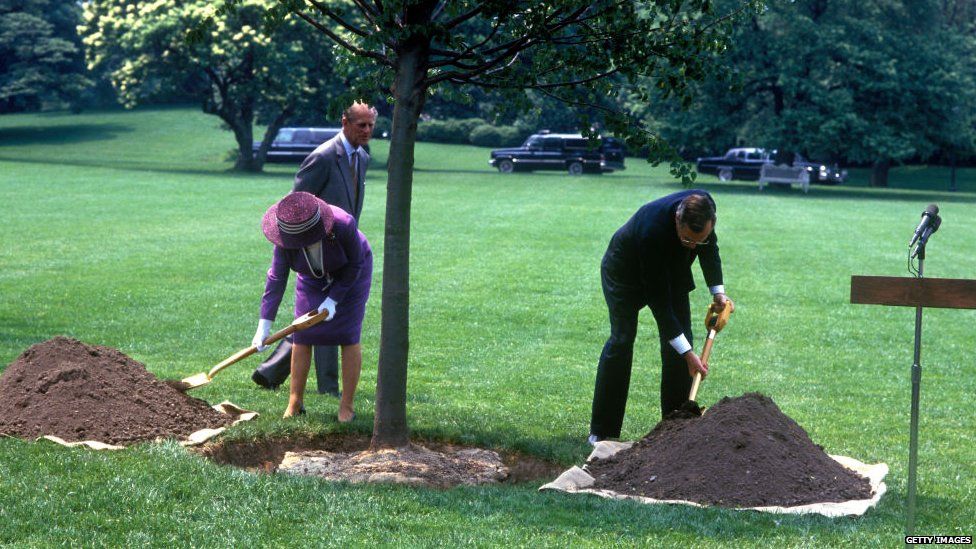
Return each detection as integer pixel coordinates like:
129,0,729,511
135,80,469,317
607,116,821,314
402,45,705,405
416,118,485,143
469,124,523,148
372,115,392,138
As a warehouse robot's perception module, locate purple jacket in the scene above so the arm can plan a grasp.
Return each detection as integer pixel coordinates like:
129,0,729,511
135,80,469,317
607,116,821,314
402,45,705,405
260,206,370,321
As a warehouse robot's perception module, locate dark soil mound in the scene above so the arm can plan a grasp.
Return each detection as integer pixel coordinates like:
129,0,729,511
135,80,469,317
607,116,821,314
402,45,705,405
0,337,233,445
586,393,873,507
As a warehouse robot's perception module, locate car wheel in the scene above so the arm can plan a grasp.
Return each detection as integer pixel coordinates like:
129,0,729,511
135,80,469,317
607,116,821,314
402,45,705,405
718,168,733,182
568,161,584,176
497,159,514,174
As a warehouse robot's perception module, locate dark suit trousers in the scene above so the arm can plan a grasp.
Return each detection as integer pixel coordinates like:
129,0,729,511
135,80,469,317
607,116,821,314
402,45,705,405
254,337,339,393
590,267,693,438
313,344,339,393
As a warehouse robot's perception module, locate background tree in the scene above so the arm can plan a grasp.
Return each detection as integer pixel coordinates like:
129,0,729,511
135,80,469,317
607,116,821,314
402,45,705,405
642,0,976,187
80,0,340,171
0,0,90,113
213,0,754,449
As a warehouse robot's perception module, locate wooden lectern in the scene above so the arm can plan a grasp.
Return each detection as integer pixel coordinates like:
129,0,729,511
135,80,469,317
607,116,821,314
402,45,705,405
851,274,976,536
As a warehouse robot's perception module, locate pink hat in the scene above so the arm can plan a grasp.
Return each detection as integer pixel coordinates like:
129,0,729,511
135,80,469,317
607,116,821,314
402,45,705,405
261,192,334,248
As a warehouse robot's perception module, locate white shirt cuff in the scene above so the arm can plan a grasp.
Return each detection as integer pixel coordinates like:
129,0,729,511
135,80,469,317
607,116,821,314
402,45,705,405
669,334,692,355
709,285,725,295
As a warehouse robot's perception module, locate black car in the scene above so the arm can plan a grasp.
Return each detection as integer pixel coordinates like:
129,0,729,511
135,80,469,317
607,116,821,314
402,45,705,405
489,132,626,175
696,147,846,184
254,127,340,163
791,154,847,185
695,147,771,182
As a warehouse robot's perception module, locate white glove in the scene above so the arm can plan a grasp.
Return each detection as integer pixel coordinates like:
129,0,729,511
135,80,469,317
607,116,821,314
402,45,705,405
318,297,337,321
252,318,273,352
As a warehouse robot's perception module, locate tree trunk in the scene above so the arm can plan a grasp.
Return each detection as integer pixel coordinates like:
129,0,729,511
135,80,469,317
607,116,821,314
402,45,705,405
254,109,292,169
370,44,429,450
870,158,890,187
232,121,259,172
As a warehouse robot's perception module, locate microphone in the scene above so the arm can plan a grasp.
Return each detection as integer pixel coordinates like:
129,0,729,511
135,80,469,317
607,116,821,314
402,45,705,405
911,214,942,258
909,204,939,247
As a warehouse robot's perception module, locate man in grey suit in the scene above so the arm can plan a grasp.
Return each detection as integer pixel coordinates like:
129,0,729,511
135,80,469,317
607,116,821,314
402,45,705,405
252,101,377,395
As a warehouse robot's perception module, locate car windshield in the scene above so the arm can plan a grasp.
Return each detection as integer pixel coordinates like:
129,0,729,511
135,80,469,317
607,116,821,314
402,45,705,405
746,152,764,160
276,129,296,143
523,136,543,149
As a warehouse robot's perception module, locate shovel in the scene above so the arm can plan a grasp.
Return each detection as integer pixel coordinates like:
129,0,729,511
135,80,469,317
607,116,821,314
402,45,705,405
177,309,331,391
686,300,734,409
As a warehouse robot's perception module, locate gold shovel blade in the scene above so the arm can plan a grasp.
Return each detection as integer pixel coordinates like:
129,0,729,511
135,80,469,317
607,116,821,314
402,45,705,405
180,372,212,390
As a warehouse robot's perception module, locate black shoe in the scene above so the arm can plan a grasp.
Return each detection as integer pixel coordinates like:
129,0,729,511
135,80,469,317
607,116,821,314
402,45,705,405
319,389,341,398
251,370,279,390
253,338,293,388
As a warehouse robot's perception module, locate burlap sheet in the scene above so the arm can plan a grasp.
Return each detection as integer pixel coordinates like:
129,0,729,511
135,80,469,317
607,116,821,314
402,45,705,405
38,400,258,451
540,441,888,517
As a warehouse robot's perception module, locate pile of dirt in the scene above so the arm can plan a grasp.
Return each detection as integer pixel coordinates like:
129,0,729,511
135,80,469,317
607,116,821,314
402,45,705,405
0,337,233,445
586,392,874,507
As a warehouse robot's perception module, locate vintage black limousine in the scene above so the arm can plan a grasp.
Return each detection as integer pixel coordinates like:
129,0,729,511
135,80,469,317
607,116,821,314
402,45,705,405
253,127,341,163
489,132,626,175
696,147,846,184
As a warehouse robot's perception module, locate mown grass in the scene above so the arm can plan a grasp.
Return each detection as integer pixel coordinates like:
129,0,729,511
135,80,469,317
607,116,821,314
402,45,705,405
0,107,974,547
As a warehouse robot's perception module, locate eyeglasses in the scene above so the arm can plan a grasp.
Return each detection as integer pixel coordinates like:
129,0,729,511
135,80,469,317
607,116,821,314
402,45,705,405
679,236,711,247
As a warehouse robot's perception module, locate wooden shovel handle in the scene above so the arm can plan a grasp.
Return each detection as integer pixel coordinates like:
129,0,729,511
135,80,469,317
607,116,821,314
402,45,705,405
206,309,332,379
688,329,717,401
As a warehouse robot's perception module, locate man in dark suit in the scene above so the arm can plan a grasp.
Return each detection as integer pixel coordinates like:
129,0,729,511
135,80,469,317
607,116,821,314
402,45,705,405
589,190,733,445
253,101,377,395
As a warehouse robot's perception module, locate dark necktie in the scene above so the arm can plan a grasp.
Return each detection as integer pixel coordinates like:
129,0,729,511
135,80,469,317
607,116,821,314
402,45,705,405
350,151,359,211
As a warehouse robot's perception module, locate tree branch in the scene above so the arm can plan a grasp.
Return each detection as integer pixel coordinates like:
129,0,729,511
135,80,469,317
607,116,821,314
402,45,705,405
306,0,370,37
288,2,394,66
425,5,586,84
350,0,380,29
429,17,504,67
440,66,620,91
351,0,379,18
441,4,485,30
430,0,448,21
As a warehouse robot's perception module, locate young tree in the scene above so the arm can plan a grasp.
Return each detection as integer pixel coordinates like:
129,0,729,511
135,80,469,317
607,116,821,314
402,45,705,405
80,0,339,171
219,0,750,448
0,0,90,113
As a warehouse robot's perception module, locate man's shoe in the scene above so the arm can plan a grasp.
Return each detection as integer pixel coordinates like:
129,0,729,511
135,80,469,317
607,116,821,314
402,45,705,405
319,389,341,398
251,370,279,390
587,434,605,447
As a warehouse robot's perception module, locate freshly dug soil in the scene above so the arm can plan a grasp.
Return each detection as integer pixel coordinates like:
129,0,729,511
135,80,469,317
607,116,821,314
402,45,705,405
198,434,565,483
0,337,233,445
586,393,874,507
278,443,509,487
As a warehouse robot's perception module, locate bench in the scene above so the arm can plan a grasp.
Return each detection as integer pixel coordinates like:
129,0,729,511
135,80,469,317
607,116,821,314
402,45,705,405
759,163,810,193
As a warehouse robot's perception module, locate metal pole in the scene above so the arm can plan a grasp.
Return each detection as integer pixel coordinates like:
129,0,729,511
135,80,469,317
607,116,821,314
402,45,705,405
907,249,924,537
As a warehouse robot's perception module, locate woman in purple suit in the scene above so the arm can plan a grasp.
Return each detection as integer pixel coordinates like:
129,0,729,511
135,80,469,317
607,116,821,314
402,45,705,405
254,192,372,421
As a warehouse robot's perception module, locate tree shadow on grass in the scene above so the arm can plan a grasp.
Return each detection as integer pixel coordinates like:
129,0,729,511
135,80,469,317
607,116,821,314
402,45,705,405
413,167,496,175
0,124,134,147
655,179,976,205
0,155,295,181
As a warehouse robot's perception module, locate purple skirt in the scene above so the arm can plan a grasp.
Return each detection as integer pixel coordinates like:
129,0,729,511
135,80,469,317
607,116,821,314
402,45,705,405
292,250,372,346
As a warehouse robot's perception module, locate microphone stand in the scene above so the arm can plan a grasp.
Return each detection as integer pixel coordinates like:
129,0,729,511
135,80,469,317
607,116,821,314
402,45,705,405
906,241,924,537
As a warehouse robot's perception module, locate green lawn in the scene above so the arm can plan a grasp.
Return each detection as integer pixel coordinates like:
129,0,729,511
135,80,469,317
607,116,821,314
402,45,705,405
1,107,974,547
